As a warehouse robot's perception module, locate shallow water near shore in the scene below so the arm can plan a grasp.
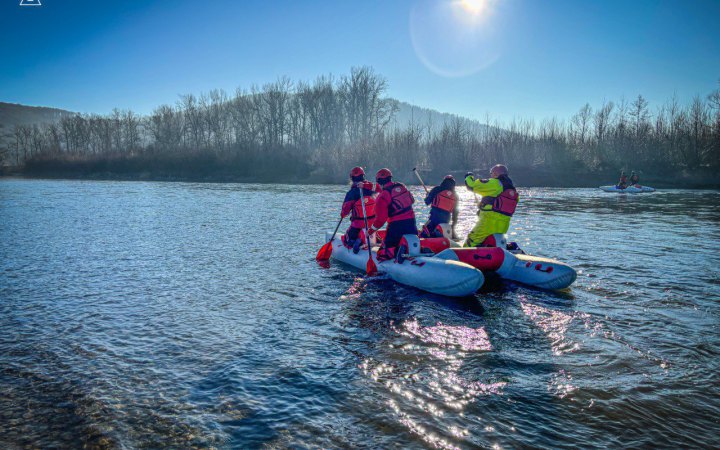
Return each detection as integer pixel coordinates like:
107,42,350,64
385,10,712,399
1,179,719,449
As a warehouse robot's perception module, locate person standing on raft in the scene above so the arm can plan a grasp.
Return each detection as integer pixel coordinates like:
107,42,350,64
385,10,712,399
463,164,519,248
420,175,459,239
368,168,418,261
340,167,377,254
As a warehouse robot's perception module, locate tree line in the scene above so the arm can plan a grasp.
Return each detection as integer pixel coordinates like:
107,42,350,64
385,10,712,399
5,67,720,185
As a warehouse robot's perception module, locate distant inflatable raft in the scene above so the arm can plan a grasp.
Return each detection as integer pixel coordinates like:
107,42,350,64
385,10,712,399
600,185,656,193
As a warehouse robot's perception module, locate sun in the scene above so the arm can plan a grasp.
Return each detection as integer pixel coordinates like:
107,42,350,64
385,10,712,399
459,0,487,15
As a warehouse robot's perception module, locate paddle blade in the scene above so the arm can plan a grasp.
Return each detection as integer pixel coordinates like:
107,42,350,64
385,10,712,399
316,242,333,263
366,258,378,277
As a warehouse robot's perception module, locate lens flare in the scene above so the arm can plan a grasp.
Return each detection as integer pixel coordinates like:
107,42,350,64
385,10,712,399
460,0,487,15
409,0,502,77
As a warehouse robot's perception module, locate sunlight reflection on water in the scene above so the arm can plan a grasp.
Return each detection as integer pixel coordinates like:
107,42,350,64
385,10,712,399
1,180,718,448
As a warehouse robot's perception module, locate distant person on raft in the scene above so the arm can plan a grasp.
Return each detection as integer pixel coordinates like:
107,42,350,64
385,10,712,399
340,167,377,254
618,171,628,189
420,174,459,239
629,171,640,186
463,164,519,248
368,168,418,261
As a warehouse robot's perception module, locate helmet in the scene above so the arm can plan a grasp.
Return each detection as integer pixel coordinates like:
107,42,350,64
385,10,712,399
444,175,455,181
490,164,508,177
350,167,365,178
376,168,393,180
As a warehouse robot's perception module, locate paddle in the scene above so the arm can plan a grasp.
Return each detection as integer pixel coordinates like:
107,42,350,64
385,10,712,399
358,185,378,276
316,216,343,263
412,167,430,193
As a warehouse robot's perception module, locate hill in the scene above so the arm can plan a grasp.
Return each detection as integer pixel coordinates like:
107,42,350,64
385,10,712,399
390,101,494,135
0,102,72,128
0,102,73,166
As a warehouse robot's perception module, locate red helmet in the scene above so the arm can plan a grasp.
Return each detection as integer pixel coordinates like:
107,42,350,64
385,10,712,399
350,166,365,178
375,168,393,180
490,164,508,177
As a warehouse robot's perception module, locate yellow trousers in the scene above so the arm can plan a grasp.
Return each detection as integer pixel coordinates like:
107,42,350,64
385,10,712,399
464,210,511,247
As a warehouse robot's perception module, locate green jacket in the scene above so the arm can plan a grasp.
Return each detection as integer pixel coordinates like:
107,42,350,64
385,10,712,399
463,175,512,245
465,176,503,210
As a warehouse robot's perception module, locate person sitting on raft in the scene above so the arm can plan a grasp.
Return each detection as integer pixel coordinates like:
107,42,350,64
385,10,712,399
618,171,628,189
420,175,459,239
463,164,519,248
368,168,418,261
340,166,377,254
629,171,639,186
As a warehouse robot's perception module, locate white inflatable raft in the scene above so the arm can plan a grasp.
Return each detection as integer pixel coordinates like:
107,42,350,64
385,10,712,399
434,248,577,290
600,185,655,193
422,227,577,290
325,232,484,297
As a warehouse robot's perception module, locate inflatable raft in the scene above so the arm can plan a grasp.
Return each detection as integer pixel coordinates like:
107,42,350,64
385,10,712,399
398,233,577,290
600,185,655,193
435,248,577,290
324,232,484,297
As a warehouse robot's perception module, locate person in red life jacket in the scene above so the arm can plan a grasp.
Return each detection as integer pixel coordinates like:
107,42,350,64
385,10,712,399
368,168,418,261
629,171,639,186
420,175,459,239
618,171,628,189
340,167,377,254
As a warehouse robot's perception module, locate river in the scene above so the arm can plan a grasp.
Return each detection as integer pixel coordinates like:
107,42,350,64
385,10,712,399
1,179,718,449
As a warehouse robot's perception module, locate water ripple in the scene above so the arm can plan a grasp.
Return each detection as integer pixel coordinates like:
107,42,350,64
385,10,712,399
1,180,719,448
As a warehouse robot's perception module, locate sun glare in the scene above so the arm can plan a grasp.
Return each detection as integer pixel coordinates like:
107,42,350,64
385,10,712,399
459,0,487,15
410,0,500,77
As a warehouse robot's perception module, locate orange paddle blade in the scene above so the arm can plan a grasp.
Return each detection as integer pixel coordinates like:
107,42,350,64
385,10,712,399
316,242,333,262
366,258,378,277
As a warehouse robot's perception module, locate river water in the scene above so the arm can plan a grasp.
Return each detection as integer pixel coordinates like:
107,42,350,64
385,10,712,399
1,179,718,449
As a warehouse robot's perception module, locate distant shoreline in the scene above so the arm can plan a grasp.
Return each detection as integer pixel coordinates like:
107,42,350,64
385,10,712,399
3,165,718,189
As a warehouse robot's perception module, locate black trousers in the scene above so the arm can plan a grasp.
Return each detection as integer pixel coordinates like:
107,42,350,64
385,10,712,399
382,218,418,249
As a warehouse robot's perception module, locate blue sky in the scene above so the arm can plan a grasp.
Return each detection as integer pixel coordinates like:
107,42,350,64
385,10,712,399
1,0,719,122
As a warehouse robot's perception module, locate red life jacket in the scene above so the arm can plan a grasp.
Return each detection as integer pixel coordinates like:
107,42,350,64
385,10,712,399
350,181,376,222
431,189,456,212
480,182,519,217
492,188,518,216
385,182,414,218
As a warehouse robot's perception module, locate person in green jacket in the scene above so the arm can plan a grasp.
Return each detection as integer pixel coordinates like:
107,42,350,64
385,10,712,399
464,164,519,247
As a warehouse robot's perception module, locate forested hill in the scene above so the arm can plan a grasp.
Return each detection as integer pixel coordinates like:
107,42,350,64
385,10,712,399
2,67,719,188
0,102,72,166
0,102,72,127
0,100,492,138
391,101,494,136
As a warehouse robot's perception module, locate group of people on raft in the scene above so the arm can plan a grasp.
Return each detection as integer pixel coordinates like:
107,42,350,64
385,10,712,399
617,171,641,189
339,165,519,261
